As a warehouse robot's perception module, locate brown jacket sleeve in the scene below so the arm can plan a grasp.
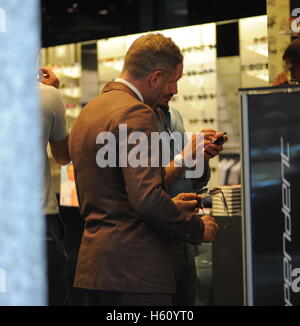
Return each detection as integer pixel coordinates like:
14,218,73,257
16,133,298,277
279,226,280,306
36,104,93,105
118,104,204,244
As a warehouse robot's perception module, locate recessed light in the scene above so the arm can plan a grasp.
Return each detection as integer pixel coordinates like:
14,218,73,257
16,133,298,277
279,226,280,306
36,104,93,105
98,10,109,15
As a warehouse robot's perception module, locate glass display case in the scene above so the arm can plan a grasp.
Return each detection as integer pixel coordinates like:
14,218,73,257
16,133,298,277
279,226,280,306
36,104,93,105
240,85,300,306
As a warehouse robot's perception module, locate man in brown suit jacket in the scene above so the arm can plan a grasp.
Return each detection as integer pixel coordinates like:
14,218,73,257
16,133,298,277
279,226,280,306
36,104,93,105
69,33,218,306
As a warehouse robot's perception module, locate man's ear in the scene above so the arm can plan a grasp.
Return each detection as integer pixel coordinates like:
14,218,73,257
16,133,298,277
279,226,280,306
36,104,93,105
148,70,164,88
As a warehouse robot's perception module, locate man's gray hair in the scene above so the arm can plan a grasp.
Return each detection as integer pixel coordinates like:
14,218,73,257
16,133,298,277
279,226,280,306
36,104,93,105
122,33,183,79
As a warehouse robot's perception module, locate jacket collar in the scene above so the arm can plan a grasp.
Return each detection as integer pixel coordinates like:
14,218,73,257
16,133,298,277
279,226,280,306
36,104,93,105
102,81,142,102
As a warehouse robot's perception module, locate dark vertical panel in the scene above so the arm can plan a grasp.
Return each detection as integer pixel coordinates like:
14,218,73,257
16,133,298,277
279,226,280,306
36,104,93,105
213,216,243,306
242,88,300,306
139,0,155,32
216,22,239,57
81,43,99,104
188,0,266,25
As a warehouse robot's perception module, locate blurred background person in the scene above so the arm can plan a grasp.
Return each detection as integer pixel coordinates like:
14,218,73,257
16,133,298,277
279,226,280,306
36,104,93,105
273,38,300,86
39,67,71,305
155,95,227,306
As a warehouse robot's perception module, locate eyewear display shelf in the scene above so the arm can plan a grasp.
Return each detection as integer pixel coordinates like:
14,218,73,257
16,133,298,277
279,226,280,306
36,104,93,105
41,43,82,131
240,85,300,306
239,16,269,88
97,24,218,135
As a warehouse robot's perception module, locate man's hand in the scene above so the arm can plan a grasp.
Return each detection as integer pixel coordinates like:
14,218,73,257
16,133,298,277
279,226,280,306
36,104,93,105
201,215,219,242
272,72,289,86
203,130,228,160
181,133,208,166
172,194,219,242
201,128,218,141
40,67,60,89
172,193,198,212
181,129,228,165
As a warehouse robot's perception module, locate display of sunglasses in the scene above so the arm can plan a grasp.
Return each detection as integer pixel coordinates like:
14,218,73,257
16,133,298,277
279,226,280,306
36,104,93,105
269,49,278,55
181,44,216,53
198,94,216,100
183,69,215,77
188,118,215,124
188,118,200,124
290,79,300,85
202,118,215,124
253,36,267,44
183,94,216,101
183,95,194,101
241,63,268,71
100,55,125,63
268,16,276,28
195,187,229,229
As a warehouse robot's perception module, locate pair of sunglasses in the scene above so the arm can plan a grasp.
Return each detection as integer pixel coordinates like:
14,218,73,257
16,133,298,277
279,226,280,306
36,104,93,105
195,187,229,229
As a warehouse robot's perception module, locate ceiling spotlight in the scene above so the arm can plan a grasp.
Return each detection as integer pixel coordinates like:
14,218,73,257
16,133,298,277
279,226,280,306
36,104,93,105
98,10,109,15
174,9,188,15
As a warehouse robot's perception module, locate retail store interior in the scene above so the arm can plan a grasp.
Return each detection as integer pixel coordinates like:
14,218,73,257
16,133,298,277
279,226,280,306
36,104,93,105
1,0,300,306
40,0,300,306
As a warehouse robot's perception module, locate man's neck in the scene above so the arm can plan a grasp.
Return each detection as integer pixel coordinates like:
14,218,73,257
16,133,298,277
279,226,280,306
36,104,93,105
118,74,155,107
115,77,144,103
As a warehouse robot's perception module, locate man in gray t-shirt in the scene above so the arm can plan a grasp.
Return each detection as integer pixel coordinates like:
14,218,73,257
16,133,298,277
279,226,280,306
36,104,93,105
40,82,69,214
39,67,70,305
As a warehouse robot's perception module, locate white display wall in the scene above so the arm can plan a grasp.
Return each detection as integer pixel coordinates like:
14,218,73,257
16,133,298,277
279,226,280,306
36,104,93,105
239,15,269,88
163,24,217,135
42,43,82,130
97,24,217,134
217,56,241,152
217,16,269,154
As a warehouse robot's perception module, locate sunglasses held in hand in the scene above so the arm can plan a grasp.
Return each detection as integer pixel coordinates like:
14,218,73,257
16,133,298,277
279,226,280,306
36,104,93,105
195,187,229,229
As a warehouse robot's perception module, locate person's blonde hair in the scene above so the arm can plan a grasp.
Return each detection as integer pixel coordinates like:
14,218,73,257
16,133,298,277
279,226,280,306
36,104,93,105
122,33,183,79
